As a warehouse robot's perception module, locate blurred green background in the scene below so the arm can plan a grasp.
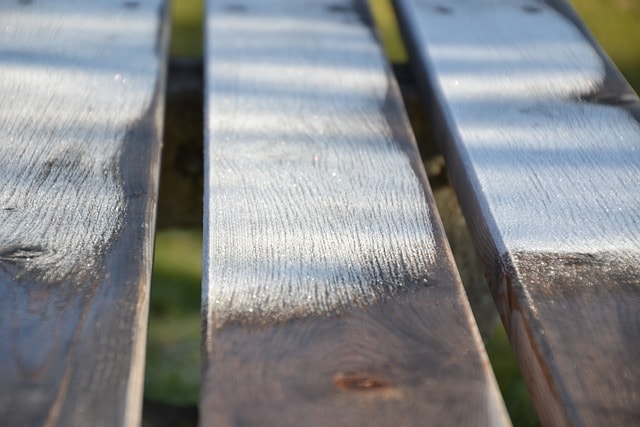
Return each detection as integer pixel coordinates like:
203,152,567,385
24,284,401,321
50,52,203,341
145,0,640,424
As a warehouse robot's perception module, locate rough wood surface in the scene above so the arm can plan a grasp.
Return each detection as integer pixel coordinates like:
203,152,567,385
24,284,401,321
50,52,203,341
0,1,168,425
202,0,509,425
395,0,640,425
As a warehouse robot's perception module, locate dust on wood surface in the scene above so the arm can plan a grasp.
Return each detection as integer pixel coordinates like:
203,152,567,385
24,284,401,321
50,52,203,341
202,0,509,425
0,1,168,425
395,0,640,425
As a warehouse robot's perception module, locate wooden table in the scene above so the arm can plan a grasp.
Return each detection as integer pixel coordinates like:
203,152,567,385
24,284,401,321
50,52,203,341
1,0,638,425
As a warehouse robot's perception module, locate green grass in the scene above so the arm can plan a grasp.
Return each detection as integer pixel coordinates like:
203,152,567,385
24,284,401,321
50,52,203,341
145,230,202,405
170,0,203,57
145,0,205,407
570,0,640,90
368,0,408,63
486,325,541,427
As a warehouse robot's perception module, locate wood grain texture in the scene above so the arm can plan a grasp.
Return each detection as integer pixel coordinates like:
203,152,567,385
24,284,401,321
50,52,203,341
394,0,640,425
203,0,509,425
0,1,168,425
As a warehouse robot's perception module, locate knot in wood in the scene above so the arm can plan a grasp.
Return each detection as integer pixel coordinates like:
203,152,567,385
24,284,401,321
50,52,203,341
333,372,392,393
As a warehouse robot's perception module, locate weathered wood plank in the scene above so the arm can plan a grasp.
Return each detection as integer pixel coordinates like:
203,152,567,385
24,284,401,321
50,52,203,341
202,0,509,425
0,1,168,425
395,0,640,425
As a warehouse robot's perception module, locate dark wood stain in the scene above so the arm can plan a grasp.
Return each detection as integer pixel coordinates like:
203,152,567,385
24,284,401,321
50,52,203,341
202,271,506,425
433,5,453,15
543,0,640,120
327,3,351,13
522,4,542,14
123,1,140,9
509,252,640,426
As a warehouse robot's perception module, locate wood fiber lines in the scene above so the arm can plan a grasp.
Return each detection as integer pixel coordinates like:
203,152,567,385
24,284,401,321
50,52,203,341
396,0,640,425
0,1,167,425
203,0,509,425
205,0,437,328
397,0,640,256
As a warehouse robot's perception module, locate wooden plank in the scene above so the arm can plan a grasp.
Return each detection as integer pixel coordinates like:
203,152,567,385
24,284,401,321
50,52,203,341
394,0,640,425
202,0,509,425
0,1,168,425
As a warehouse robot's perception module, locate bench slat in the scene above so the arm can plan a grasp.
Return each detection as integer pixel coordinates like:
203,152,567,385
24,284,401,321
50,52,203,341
395,0,640,425
202,0,509,425
0,1,168,425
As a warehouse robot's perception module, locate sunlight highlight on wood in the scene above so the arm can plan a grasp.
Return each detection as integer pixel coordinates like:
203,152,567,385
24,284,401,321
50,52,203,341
205,1,436,328
0,1,168,425
396,0,640,425
397,0,640,255
202,0,510,425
